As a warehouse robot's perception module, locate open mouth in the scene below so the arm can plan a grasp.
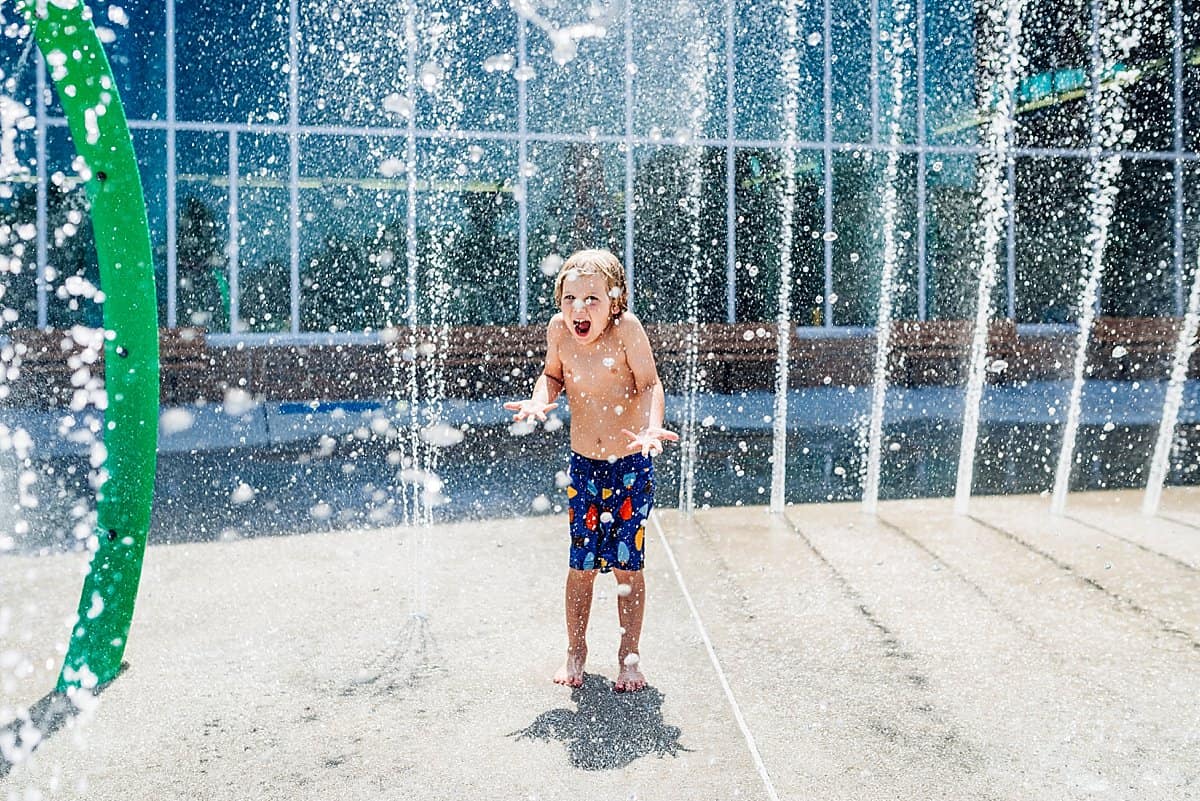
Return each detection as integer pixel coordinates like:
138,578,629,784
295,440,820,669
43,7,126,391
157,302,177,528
573,320,591,337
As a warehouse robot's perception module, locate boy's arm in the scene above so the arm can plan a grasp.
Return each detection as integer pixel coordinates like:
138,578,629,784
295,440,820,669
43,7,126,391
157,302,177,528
533,315,565,405
504,315,565,421
618,313,678,456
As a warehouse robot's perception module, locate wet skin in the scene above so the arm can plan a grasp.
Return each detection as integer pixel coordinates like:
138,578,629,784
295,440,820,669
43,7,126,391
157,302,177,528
505,269,676,692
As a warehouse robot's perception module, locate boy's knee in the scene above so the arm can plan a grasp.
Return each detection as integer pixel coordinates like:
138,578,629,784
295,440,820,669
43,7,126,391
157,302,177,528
612,568,644,584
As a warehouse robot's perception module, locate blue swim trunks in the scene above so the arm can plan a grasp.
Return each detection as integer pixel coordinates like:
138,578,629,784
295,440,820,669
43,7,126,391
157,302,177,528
566,451,654,573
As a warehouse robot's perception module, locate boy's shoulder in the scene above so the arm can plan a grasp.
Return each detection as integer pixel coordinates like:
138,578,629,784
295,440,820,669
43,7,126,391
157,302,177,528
547,311,568,330
613,310,649,342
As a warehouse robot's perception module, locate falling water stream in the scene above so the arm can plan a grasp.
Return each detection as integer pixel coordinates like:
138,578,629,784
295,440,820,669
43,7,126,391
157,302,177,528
676,4,714,516
860,0,911,515
1050,0,1147,515
953,0,1025,515
768,0,802,514
1143,248,1200,514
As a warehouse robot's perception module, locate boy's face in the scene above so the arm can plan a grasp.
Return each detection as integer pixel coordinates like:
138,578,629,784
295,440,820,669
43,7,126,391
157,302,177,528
560,270,614,345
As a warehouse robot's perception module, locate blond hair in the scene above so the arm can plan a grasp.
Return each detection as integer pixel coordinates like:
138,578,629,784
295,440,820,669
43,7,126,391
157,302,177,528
552,249,628,318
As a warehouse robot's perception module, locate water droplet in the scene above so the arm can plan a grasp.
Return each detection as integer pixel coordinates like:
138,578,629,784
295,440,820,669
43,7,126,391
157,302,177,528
539,253,564,277
421,423,464,448
623,652,640,666
159,408,195,434
483,53,515,73
616,583,632,597
379,157,405,178
531,494,551,512
419,61,444,92
806,32,822,46
230,483,255,504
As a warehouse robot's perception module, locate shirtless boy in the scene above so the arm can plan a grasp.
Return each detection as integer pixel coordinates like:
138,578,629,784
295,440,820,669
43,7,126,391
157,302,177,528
504,249,677,692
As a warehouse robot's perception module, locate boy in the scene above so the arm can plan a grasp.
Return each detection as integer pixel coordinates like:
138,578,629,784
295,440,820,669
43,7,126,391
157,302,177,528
504,249,677,692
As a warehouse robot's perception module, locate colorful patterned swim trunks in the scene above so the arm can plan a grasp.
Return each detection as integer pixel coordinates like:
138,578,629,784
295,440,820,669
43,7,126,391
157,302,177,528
566,451,654,573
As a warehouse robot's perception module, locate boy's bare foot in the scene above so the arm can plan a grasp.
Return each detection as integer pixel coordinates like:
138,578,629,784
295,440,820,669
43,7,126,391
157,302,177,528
554,650,586,688
614,660,646,692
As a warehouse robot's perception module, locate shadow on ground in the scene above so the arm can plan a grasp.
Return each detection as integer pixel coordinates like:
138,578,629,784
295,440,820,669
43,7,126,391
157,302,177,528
511,673,688,770
0,691,80,778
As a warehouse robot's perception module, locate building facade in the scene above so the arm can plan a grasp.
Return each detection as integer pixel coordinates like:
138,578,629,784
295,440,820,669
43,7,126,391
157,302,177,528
1,0,1197,342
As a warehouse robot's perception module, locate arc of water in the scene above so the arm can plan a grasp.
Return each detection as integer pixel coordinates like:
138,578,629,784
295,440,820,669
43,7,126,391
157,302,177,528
676,6,713,516
1050,0,1144,515
1142,248,1200,515
769,0,802,514
953,0,1024,516
861,0,911,516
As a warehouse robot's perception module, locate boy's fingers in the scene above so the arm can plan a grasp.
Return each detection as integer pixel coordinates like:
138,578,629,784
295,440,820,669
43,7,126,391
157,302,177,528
545,403,559,411
658,430,680,441
620,428,638,440
503,401,521,410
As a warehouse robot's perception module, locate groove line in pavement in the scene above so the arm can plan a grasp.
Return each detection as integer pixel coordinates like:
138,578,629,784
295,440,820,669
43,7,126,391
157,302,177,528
650,511,780,801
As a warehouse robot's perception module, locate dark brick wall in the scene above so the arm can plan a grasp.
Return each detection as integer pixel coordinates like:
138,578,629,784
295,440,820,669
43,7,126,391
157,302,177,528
2,318,1196,408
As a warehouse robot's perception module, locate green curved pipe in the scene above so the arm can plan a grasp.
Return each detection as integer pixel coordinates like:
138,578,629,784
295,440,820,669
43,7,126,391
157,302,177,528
17,0,159,692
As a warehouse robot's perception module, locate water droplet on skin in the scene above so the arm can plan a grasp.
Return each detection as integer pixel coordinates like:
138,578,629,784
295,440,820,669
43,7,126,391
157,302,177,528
623,653,640,666
603,357,615,368
616,583,632,597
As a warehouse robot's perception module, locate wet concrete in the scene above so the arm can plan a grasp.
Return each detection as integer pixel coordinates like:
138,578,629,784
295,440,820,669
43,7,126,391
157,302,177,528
1,489,1197,799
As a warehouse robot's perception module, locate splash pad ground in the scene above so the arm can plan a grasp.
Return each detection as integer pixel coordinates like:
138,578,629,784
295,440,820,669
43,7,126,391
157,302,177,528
2,488,1198,799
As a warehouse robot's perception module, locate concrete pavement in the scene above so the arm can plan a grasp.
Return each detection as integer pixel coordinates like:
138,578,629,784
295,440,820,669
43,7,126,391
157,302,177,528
1,489,1197,799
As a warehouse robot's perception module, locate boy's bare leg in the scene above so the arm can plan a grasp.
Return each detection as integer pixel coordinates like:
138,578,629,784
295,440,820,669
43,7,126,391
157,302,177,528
612,569,646,691
554,568,597,687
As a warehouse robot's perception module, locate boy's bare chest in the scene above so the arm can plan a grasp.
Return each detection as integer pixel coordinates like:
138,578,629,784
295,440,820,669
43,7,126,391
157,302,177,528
561,343,634,401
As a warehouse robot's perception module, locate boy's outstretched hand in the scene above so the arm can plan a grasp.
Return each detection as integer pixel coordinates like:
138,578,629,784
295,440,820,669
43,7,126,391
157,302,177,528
621,427,680,458
504,398,559,422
